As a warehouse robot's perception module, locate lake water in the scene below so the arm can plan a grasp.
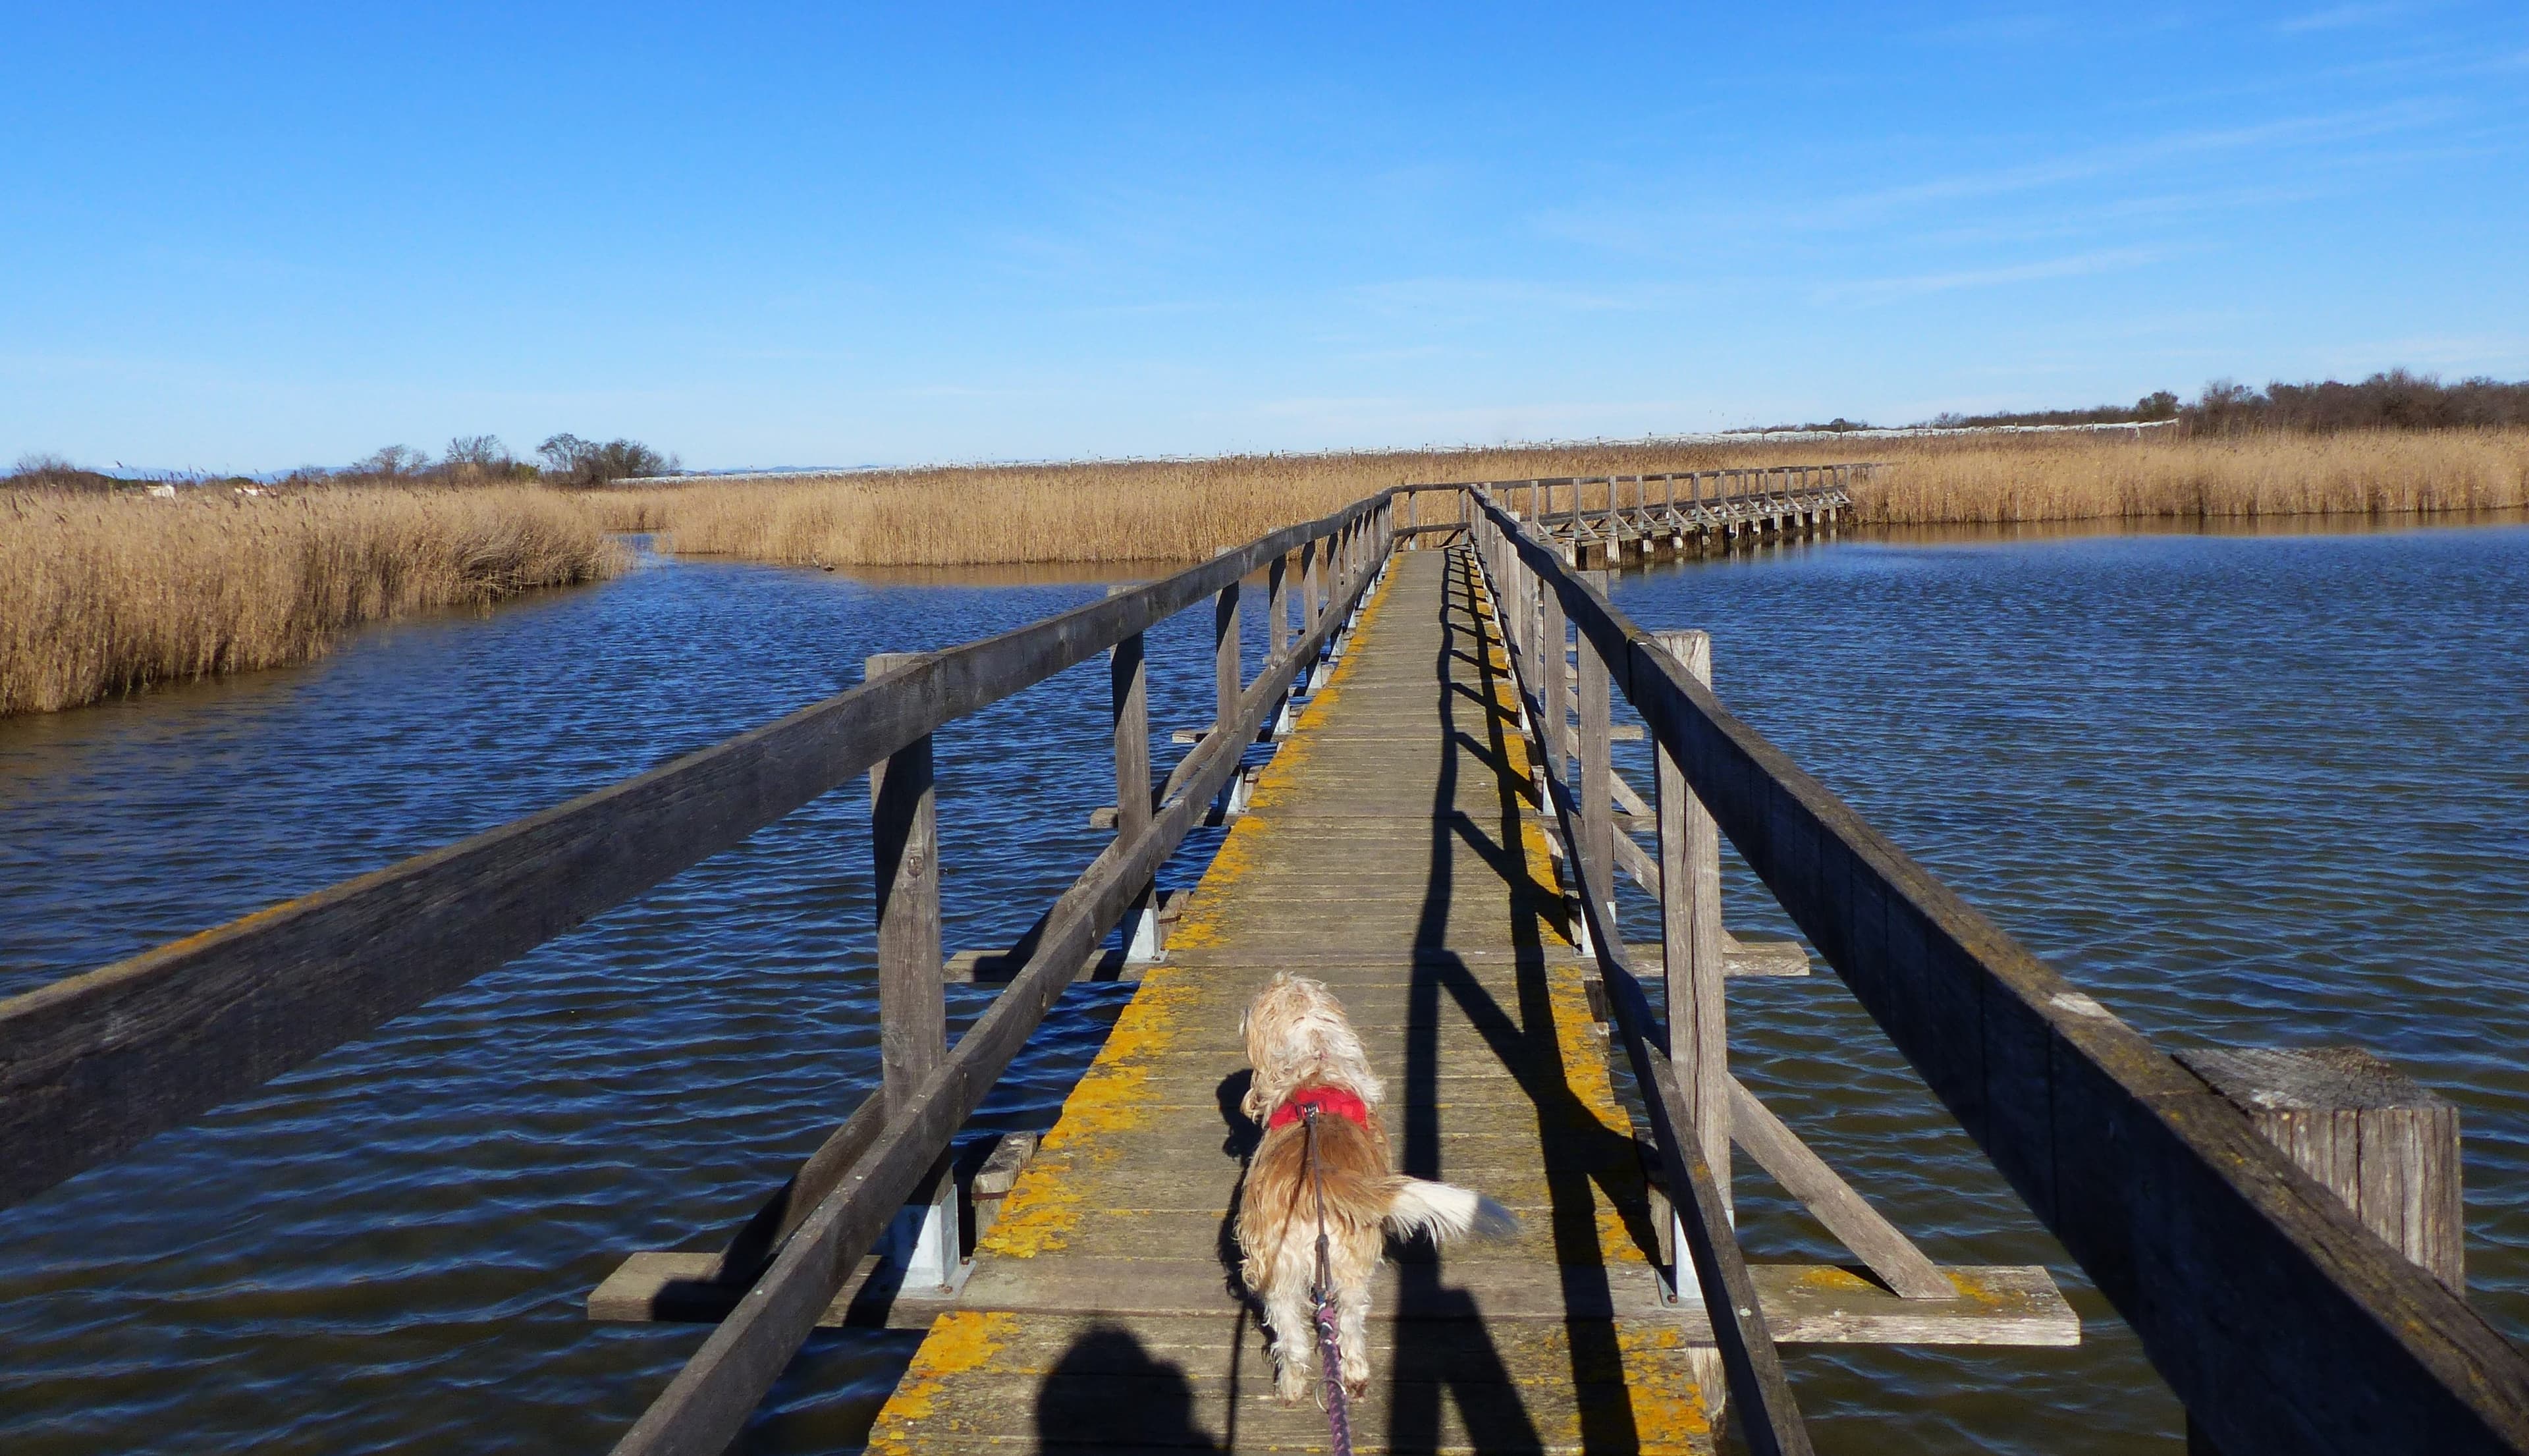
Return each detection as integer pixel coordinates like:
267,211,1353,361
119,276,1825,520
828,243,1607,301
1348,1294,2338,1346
1,519,2522,1453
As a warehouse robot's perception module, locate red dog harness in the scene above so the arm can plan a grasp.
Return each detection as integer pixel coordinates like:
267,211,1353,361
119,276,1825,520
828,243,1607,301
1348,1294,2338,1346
1266,1086,1370,1131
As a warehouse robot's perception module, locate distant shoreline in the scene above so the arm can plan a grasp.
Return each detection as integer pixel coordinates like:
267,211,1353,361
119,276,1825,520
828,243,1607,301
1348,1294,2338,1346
588,426,2529,568
7,426,2522,718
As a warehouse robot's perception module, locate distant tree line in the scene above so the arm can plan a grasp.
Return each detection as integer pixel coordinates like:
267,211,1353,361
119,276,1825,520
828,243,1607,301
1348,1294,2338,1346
1916,373,2529,434
2185,371,2529,433
1918,392,2181,430
5,433,682,493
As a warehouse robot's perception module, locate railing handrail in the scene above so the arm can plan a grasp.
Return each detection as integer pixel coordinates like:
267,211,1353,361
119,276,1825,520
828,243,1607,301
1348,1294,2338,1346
0,488,1401,1217
1398,462,1881,495
1463,487,2529,1456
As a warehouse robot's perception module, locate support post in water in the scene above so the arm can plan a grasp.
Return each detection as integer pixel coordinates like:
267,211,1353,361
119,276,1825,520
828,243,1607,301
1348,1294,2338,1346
867,651,957,1288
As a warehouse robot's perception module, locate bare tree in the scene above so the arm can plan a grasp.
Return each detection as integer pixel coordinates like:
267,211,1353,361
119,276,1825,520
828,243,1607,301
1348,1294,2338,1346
445,435,511,469
537,433,675,487
7,453,115,492
352,445,429,479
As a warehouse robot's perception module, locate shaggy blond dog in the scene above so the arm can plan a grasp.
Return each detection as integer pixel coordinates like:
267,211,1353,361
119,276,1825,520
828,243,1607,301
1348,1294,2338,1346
1234,972,1514,1401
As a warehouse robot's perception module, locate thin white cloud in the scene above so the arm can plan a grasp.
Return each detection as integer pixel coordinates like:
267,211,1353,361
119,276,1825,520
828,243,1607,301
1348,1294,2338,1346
1799,102,2449,227
1813,248,2165,306
2277,3,2410,34
1346,277,1698,317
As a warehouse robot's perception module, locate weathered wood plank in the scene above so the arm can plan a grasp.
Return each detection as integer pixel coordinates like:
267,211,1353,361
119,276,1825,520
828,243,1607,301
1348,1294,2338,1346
1725,1077,1949,1300
1624,938,1813,978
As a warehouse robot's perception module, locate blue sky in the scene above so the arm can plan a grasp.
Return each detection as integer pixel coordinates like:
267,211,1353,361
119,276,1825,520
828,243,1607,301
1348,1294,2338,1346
4,3,2525,472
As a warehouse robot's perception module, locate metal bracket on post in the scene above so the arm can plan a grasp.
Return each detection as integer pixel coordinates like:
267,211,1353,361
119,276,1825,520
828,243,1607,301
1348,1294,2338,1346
879,1163,964,1293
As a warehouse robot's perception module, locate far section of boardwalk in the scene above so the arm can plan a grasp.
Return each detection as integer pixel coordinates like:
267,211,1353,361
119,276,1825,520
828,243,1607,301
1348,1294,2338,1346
868,546,1714,1454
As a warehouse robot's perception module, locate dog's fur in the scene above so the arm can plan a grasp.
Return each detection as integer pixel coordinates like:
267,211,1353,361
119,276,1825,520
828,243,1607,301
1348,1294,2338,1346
1234,972,1515,1401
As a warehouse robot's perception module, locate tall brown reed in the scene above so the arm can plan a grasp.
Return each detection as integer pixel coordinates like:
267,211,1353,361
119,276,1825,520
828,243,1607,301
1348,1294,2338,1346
1859,429,2529,524
1,487,624,716
592,429,2529,568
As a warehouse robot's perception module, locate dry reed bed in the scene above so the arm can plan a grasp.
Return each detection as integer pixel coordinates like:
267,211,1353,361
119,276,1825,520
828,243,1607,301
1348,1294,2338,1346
11,429,2518,718
593,429,2529,568
1,487,624,716
1861,429,2529,524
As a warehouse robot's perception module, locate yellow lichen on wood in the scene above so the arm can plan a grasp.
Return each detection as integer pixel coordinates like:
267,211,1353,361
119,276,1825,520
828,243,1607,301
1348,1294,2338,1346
865,1310,1018,1453
1614,1320,1718,1449
977,977,1189,1258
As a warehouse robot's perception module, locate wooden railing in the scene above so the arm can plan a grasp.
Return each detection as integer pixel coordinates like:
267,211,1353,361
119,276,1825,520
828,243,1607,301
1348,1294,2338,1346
1463,489,2529,1456
1467,464,1867,529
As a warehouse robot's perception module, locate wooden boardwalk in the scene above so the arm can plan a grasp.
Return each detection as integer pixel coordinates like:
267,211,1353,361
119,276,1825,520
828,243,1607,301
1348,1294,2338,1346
869,545,1713,1453
1482,466,1859,569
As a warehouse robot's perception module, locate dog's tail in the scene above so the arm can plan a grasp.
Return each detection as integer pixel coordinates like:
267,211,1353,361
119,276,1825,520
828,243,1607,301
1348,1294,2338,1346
1384,1178,1519,1243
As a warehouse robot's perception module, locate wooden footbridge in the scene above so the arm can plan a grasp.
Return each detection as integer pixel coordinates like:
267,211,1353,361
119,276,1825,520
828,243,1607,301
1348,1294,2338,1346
1500,465,1861,569
3,480,2523,1455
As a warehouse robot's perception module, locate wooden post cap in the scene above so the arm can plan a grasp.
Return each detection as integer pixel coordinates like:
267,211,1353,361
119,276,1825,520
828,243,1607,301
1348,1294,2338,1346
2177,1046,2464,1293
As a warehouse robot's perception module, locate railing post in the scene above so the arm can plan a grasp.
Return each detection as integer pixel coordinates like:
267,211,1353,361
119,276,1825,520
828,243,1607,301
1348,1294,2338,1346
1300,538,1322,637
1577,622,1615,932
1214,573,1241,734
1269,551,1302,739
1106,593,1160,963
867,652,944,1112
1267,551,1290,662
866,651,956,1289
1215,561,1255,811
1652,630,1729,1226
1538,579,1567,786
2175,1046,2465,1455
1518,537,1540,726
1535,578,1577,949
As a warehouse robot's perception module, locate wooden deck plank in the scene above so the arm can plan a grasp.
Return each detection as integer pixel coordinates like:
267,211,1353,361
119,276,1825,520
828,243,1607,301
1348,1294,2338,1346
869,547,1719,1454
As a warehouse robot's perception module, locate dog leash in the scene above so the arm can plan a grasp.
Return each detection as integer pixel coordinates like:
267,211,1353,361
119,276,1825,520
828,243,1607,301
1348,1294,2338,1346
1301,1105,1355,1456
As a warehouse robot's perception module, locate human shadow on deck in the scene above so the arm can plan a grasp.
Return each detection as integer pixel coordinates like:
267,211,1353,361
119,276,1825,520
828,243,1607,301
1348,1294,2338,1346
1379,548,1654,1455
1035,1323,1224,1450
